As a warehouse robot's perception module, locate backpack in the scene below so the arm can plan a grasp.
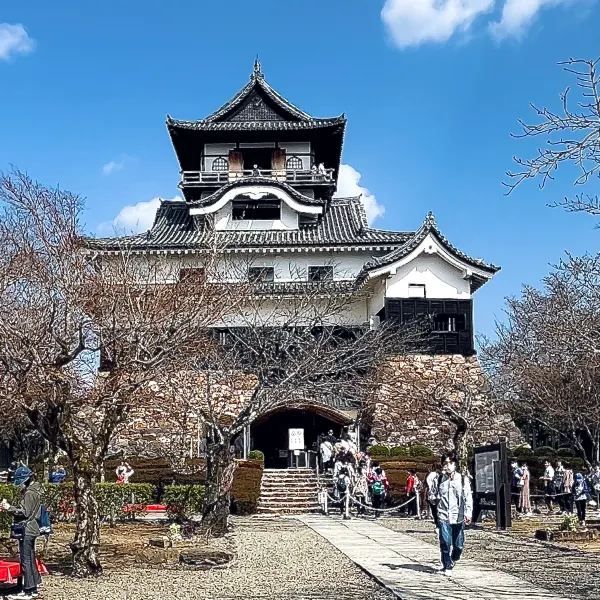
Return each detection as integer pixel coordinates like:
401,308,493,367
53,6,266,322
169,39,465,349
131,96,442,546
372,480,384,496
37,505,52,535
336,477,348,494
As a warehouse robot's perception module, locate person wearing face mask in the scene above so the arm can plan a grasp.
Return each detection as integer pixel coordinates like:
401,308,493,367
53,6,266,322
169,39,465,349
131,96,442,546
0,466,43,600
434,459,473,576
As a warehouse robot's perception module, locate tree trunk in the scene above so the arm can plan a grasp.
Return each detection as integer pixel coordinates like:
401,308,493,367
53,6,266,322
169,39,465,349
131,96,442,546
70,464,102,577
201,434,237,537
453,421,469,475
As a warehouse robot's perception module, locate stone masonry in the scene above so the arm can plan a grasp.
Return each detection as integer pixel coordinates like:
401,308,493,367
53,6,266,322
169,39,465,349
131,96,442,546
362,354,521,453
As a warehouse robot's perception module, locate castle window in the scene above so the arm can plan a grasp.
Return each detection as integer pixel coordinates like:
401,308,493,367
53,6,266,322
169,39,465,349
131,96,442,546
408,284,426,298
308,266,333,282
249,266,275,283
212,156,229,172
432,313,466,333
179,267,206,282
286,155,303,170
232,199,280,220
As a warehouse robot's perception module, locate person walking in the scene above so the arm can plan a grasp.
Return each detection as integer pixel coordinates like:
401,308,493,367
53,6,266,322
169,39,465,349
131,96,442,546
519,463,532,516
0,466,43,600
368,463,389,517
435,459,473,576
540,461,555,513
510,460,524,513
406,469,419,517
425,464,441,527
572,473,591,526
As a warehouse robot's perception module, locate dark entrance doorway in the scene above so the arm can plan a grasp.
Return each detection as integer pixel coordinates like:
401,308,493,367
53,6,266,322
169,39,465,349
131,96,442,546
251,407,350,469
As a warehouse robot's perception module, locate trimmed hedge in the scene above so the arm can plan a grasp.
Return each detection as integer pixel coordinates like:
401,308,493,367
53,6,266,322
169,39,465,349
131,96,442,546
557,447,577,458
163,485,205,521
534,446,556,457
390,446,410,458
409,444,434,458
248,450,264,462
231,459,263,515
368,444,390,457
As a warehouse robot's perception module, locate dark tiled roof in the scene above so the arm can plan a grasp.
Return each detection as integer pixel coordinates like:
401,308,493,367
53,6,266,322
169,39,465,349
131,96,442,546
166,117,346,132
188,177,326,208
360,212,500,278
85,197,412,252
166,61,346,132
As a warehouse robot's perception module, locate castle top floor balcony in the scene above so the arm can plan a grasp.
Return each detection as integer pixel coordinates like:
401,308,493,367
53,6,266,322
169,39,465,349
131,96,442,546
180,167,335,189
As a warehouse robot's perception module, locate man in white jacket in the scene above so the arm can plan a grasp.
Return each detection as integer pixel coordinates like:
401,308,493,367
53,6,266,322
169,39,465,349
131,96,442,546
435,459,473,576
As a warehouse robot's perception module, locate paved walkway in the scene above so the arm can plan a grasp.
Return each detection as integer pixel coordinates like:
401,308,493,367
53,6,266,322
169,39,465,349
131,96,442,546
298,515,570,600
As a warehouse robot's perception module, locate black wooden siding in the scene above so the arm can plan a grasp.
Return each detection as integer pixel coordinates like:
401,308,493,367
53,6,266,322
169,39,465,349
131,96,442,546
384,298,474,356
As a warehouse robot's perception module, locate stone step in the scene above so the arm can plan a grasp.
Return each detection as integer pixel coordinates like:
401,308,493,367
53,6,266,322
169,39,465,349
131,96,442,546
260,482,318,489
258,498,319,506
256,508,321,515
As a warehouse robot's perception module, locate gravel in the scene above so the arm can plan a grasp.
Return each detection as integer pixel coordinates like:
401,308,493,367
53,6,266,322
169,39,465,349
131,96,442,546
44,517,394,600
380,516,600,600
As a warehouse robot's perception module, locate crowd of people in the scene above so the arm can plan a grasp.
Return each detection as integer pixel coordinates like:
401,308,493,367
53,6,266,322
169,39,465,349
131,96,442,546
318,430,390,517
511,459,600,525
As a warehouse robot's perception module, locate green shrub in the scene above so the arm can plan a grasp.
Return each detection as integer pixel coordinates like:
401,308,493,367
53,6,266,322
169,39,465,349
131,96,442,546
368,444,390,457
42,483,75,521
96,483,155,521
0,484,20,535
534,446,556,457
409,444,434,458
557,447,576,458
389,446,410,458
163,484,205,521
512,445,533,457
248,450,264,462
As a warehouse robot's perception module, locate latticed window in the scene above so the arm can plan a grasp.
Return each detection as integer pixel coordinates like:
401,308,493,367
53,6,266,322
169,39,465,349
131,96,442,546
286,155,303,170
212,156,229,172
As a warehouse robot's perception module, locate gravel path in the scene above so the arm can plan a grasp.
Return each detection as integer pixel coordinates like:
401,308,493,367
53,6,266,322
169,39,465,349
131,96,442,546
380,516,599,600
44,517,394,600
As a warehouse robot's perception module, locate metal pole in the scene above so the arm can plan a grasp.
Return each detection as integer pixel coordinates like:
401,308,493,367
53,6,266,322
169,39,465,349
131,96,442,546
344,488,351,520
324,489,328,516
415,490,421,519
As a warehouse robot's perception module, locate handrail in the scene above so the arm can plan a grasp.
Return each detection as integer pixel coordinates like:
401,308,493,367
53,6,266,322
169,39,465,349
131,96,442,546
181,168,335,185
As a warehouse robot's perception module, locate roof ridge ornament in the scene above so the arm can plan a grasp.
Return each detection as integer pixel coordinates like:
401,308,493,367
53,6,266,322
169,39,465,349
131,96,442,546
252,56,263,79
424,211,437,229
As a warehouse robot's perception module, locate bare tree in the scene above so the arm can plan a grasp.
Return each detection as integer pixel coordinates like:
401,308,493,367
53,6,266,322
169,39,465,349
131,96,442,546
0,170,238,576
379,355,504,473
506,57,600,217
481,254,600,467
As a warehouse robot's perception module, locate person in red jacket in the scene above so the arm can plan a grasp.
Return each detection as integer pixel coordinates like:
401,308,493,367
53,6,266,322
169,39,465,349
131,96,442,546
406,469,419,517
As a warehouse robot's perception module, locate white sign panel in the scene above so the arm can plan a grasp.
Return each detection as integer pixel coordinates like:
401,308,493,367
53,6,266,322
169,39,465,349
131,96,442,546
475,450,500,494
288,428,304,450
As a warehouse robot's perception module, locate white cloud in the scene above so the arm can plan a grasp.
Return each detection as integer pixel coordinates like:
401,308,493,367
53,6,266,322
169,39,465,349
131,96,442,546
489,0,572,39
381,0,584,47
336,164,384,225
101,159,126,176
0,23,35,61
381,0,494,48
98,196,182,236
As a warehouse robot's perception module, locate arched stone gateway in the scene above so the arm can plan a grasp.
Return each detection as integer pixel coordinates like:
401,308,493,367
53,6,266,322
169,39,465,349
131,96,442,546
250,404,355,469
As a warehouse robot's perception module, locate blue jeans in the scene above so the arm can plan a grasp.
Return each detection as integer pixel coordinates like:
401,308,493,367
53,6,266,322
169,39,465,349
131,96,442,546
438,522,465,570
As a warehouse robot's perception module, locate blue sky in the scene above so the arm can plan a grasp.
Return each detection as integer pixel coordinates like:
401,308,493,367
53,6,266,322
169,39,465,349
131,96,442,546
1,1,598,338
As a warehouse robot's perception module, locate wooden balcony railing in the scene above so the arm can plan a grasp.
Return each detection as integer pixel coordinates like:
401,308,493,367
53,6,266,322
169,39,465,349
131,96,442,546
181,168,335,186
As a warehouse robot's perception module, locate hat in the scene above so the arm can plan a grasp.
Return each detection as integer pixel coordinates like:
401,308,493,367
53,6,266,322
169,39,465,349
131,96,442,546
13,466,33,486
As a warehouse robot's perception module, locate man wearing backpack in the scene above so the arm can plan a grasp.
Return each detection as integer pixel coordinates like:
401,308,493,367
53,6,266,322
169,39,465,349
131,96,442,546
435,458,473,576
0,466,43,599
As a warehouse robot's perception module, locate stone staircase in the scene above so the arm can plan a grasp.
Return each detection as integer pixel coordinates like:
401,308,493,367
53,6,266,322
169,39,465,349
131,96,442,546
257,468,323,514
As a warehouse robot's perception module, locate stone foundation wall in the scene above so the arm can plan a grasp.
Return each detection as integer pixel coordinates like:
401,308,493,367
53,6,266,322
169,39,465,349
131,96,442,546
362,354,521,454
112,354,522,461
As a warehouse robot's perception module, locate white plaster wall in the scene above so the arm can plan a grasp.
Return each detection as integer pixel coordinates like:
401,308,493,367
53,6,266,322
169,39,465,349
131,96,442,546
217,296,369,328
385,254,471,299
214,201,299,231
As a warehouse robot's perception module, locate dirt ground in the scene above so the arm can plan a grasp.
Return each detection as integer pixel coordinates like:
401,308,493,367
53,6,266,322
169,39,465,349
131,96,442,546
34,518,393,600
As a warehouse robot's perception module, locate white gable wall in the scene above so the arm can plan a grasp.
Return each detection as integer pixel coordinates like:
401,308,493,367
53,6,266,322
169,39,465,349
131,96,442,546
385,254,471,299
